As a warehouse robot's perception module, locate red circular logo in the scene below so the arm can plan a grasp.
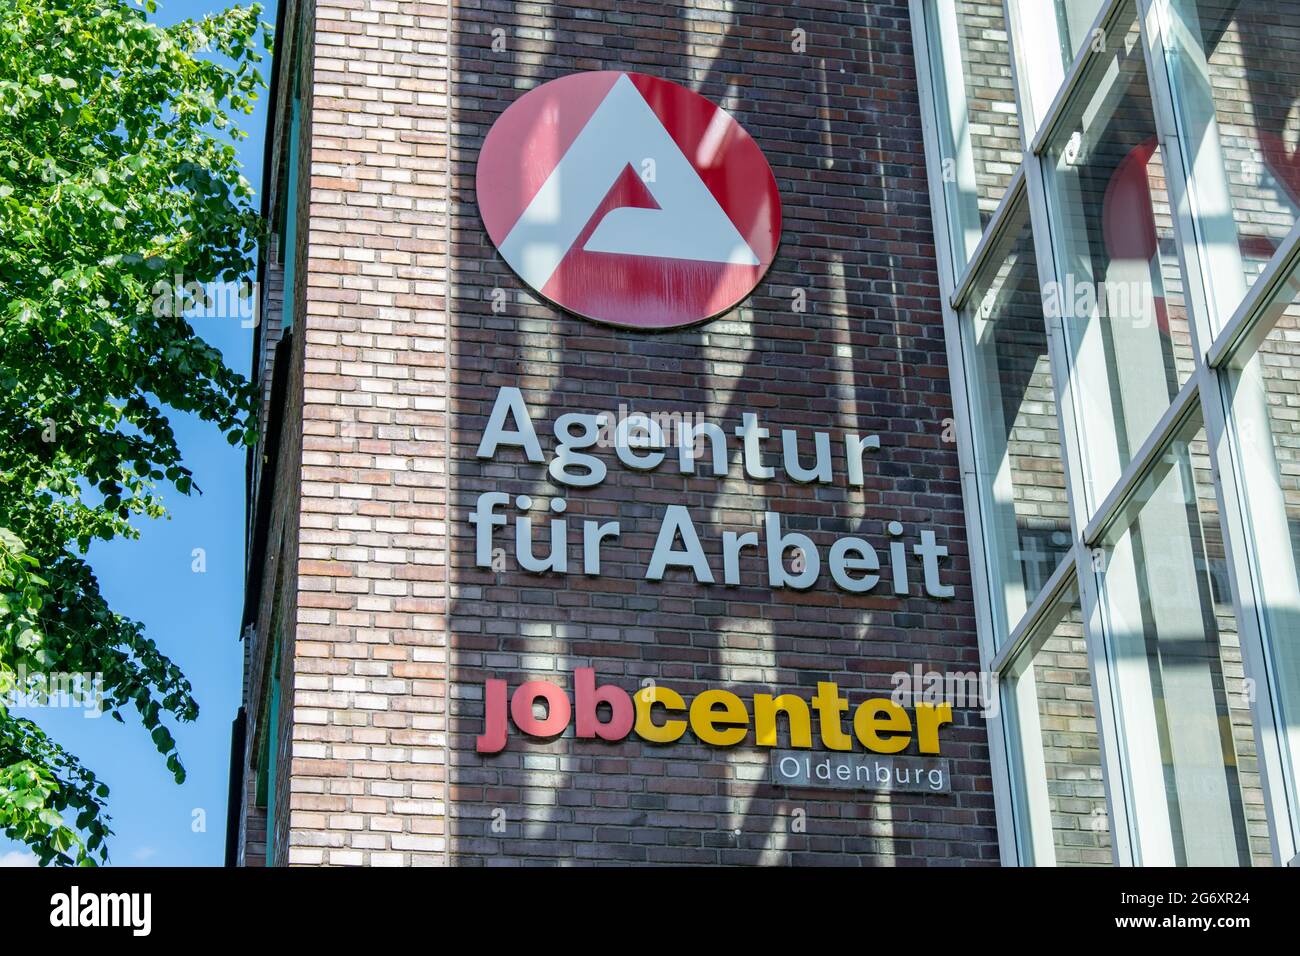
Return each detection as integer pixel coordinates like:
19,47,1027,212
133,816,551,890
476,71,782,331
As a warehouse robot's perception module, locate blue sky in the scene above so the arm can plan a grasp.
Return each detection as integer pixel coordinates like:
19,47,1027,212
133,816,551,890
1,0,273,868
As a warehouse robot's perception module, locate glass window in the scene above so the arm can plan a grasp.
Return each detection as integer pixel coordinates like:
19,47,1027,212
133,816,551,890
1053,0,1109,62
1162,0,1300,326
924,0,1023,272
1008,0,1107,133
264,661,280,867
277,85,302,332
255,633,282,867
962,201,1071,644
1004,583,1113,865
1042,2,1197,511
1093,413,1271,865
1225,266,1300,831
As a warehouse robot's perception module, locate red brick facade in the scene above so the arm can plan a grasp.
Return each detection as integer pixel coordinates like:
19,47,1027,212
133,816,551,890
237,0,998,866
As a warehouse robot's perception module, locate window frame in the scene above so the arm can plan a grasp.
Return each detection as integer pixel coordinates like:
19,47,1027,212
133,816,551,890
911,0,1300,865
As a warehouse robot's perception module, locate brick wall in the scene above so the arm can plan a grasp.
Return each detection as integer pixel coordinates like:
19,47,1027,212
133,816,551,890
231,0,1300,870
236,0,1000,866
441,0,996,866
239,0,313,867
277,0,455,866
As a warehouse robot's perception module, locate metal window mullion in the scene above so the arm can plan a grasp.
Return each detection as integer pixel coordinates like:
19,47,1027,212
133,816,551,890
1136,0,1213,361
1002,0,1136,867
1003,0,1094,555
1071,534,1136,864
991,546,1090,865
1143,0,1250,340
1206,218,1300,368
1027,164,1136,866
910,0,1020,867
1139,0,1297,865
1079,373,1200,546
950,167,1027,311
989,549,1078,676
1205,358,1300,863
1003,0,1059,137
1028,0,1131,156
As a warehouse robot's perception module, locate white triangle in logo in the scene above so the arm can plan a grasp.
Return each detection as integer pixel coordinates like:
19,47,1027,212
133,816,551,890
498,74,761,292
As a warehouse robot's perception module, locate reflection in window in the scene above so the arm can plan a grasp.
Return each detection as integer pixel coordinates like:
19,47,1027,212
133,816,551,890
1053,0,1108,64
1042,2,1196,510
1008,0,1106,132
924,0,1022,271
1227,270,1300,829
1163,0,1300,325
1094,416,1270,865
962,202,1070,643
1005,585,1112,865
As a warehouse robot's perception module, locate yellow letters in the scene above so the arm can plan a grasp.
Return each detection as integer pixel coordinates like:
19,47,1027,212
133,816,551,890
914,702,953,754
852,698,912,754
753,694,812,748
689,689,749,746
634,686,687,743
622,680,950,754
811,682,854,751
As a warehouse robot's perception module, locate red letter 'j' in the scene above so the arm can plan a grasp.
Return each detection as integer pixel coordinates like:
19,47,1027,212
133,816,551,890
476,678,509,753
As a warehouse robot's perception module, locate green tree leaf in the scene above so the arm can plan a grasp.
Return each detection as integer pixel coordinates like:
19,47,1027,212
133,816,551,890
0,0,268,866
